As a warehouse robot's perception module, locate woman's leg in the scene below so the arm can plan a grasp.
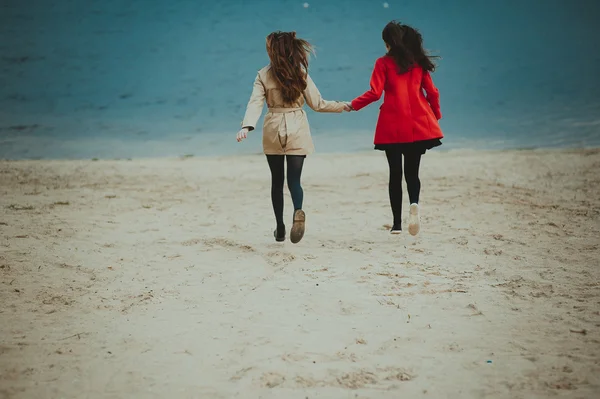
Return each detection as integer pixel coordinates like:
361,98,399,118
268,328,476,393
266,155,285,230
384,149,404,229
286,155,306,243
285,155,305,211
403,152,422,204
403,152,423,235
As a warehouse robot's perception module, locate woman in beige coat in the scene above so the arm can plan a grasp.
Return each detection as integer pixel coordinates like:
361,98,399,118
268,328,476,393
236,31,349,244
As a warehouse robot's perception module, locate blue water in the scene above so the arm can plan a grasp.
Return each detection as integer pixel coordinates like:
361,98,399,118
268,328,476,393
1,0,599,159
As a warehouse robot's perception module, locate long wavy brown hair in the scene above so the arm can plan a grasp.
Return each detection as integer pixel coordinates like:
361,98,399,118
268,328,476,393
266,31,314,104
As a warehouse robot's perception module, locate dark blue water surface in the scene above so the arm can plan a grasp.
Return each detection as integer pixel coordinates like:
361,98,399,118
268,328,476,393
1,0,599,158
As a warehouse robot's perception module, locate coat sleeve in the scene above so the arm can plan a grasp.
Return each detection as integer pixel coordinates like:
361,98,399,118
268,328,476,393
303,74,345,113
422,71,442,120
351,58,386,111
241,73,266,130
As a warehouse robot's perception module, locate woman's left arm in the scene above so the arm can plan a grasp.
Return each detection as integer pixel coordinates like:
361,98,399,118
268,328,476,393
422,71,442,120
350,58,386,111
241,73,266,131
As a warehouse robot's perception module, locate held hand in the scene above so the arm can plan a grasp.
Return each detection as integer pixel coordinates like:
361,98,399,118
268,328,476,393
343,102,354,112
236,127,249,142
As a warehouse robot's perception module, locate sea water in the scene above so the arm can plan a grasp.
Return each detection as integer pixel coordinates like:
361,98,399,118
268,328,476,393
1,0,599,159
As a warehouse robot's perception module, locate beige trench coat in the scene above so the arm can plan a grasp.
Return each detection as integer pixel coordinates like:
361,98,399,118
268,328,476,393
241,65,346,155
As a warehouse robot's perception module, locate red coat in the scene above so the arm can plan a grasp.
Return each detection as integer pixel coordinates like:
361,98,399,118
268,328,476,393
351,56,443,145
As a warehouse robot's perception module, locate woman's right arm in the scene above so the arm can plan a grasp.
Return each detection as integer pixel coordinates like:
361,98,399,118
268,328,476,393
241,73,266,131
350,58,386,111
422,71,442,120
303,74,346,113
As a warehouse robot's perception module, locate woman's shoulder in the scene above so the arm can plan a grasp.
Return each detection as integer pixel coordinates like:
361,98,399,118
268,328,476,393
376,55,394,64
257,65,271,77
371,55,394,70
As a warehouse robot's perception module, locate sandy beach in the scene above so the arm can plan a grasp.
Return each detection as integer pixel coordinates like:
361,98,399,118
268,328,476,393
0,149,599,398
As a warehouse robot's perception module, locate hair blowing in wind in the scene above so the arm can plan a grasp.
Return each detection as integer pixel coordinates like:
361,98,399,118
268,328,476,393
266,31,314,104
382,21,438,74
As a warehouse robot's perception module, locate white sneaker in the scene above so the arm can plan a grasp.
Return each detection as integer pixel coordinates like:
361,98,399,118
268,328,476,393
408,203,420,236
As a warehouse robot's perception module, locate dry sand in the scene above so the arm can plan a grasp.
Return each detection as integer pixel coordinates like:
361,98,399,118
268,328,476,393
1,149,599,399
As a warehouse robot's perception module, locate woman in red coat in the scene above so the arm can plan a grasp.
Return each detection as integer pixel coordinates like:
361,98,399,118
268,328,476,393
350,21,443,236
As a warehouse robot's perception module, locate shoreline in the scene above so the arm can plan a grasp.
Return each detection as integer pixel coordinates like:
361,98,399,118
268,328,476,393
1,144,599,162
1,128,599,161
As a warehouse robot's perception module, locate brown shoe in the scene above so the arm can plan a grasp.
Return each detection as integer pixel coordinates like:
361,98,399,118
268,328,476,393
290,209,306,244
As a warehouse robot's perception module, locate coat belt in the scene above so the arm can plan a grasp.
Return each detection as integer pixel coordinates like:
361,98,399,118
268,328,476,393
268,107,303,113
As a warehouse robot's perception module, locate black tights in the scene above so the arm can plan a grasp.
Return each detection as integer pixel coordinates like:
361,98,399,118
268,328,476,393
266,155,305,228
385,149,422,226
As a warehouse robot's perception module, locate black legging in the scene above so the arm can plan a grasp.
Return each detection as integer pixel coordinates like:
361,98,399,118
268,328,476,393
385,149,422,225
266,155,305,228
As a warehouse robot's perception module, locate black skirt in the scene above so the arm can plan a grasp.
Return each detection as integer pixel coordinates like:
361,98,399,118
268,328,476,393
374,138,442,155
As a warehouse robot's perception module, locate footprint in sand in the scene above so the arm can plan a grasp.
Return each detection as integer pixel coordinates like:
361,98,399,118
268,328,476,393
257,367,414,389
484,247,503,256
264,251,296,266
229,366,253,381
334,367,414,389
338,300,362,315
180,237,255,253
280,352,309,362
260,372,286,388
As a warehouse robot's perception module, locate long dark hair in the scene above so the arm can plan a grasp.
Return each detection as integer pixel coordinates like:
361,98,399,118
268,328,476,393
266,31,314,103
382,21,438,74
